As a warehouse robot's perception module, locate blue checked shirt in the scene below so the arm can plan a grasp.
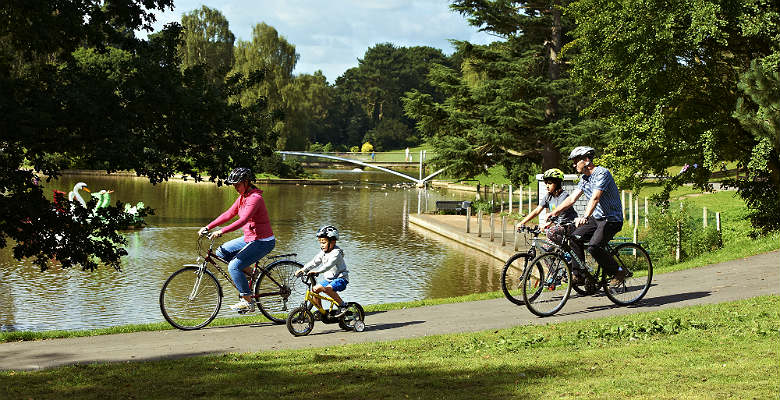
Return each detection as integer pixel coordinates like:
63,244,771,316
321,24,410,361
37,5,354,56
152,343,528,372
577,166,623,221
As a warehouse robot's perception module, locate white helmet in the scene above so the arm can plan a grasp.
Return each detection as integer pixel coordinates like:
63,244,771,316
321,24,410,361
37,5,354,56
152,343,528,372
316,225,339,240
568,146,596,160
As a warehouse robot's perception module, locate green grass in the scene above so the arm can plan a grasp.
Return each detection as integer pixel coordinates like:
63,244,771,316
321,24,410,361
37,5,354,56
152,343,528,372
2,296,777,399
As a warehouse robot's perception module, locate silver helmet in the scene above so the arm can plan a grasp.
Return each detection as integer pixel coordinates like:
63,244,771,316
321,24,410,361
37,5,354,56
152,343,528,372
316,225,339,240
568,146,596,160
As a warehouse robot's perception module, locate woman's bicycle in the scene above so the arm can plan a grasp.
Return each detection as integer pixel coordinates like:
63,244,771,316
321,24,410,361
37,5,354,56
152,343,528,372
521,219,653,317
159,234,307,330
286,273,365,336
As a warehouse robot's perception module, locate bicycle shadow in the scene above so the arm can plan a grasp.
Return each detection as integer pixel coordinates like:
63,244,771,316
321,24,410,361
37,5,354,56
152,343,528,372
561,288,712,316
300,320,427,337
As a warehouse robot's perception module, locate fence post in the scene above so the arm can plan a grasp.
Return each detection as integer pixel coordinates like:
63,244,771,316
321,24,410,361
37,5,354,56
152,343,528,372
633,226,638,255
466,207,471,233
676,221,681,263
703,207,708,228
508,185,513,214
622,190,626,220
501,215,506,246
514,222,519,251
518,185,523,214
528,186,532,214
716,212,722,246
489,212,495,242
628,192,634,226
477,210,483,237
644,197,649,229
634,200,639,227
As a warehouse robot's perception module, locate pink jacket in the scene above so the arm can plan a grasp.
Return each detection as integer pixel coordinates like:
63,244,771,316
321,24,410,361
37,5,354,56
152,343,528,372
207,188,273,242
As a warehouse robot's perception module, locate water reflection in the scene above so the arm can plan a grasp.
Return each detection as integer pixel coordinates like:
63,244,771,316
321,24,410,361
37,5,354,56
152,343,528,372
0,170,500,332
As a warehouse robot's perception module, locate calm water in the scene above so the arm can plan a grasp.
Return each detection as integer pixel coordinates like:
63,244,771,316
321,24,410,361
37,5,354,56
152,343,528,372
0,170,506,332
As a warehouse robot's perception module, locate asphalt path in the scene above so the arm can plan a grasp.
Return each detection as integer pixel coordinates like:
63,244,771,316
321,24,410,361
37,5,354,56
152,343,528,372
1,250,777,371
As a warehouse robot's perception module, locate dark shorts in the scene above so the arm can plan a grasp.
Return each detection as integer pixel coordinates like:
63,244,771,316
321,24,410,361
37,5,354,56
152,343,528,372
318,277,348,292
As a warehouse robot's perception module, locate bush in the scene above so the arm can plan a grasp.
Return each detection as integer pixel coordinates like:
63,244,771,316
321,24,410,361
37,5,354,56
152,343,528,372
361,142,374,153
644,202,722,264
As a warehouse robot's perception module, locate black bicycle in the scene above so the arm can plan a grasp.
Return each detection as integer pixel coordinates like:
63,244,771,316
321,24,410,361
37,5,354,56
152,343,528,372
159,235,307,330
521,219,653,317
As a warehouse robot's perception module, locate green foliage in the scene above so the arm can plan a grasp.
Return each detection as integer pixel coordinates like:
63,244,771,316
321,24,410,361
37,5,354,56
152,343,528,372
644,202,722,264
360,142,374,153
256,154,305,179
362,118,411,151
1,3,278,271
567,0,780,233
179,6,235,84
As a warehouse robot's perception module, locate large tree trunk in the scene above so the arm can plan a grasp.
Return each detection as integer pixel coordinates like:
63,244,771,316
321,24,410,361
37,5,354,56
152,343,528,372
544,0,563,169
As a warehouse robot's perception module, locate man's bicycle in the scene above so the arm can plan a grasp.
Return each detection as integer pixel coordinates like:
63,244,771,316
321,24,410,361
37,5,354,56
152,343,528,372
159,234,307,330
502,225,598,305
521,219,653,317
286,273,365,336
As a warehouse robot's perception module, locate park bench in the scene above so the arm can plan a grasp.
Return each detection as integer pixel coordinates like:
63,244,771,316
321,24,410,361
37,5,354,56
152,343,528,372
435,200,472,215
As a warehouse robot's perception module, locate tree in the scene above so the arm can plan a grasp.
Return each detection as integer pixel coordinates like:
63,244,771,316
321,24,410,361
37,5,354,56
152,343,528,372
1,2,277,271
179,6,235,84
567,0,779,233
403,0,599,184
231,23,300,149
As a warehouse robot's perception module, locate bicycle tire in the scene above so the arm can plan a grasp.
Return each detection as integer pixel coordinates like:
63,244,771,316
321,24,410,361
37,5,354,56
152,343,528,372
604,243,653,305
501,252,532,305
522,253,572,317
338,302,365,331
160,266,222,330
255,260,306,324
286,306,315,336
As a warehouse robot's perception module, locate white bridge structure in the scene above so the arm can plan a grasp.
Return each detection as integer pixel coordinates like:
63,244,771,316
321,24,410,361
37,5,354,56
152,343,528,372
277,151,447,187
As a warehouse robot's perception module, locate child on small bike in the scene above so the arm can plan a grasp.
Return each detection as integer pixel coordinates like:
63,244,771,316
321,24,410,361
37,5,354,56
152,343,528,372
518,168,578,244
295,225,350,317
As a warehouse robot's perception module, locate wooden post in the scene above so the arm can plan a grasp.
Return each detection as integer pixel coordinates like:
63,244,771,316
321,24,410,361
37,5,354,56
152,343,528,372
466,207,471,233
501,215,506,246
499,185,504,213
508,185,513,214
633,226,638,255
489,212,495,242
676,221,681,263
621,190,626,220
528,186,532,214
703,207,708,228
628,192,633,226
644,197,649,229
514,222,519,251
477,210,483,237
716,212,722,246
634,200,639,227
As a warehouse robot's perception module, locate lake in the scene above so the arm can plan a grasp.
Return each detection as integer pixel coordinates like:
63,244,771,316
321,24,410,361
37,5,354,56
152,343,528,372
0,169,506,332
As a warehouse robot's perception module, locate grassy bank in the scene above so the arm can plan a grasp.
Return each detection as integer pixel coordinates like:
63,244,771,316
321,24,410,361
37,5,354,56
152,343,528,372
2,296,777,399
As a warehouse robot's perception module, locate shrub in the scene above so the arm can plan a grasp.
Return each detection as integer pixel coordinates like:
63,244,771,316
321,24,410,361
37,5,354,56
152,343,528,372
644,202,722,264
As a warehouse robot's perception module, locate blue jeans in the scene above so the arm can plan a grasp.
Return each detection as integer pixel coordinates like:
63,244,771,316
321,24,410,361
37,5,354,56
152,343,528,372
216,237,275,296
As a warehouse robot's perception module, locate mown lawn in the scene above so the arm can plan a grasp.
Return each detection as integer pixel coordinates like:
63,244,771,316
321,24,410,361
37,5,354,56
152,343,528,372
1,296,777,399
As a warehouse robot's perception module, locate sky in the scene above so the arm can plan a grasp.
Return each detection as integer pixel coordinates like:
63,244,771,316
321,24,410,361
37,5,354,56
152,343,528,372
139,0,497,83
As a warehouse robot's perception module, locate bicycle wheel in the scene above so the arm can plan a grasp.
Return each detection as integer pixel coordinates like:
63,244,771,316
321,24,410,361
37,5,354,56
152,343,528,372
522,253,572,317
604,243,653,305
338,302,365,331
160,266,222,330
286,306,314,336
255,260,306,324
501,252,532,305
571,251,599,296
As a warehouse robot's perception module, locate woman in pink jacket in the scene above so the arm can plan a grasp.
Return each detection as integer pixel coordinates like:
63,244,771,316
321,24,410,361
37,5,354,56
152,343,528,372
198,167,275,313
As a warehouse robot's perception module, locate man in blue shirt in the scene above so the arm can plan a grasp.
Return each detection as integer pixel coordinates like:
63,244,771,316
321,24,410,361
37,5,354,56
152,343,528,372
547,146,625,286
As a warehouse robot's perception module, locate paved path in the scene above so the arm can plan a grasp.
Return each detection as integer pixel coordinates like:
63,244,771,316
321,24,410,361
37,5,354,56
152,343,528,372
1,250,777,371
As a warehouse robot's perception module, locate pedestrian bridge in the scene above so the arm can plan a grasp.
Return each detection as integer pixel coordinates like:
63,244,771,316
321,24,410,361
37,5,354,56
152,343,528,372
277,151,446,186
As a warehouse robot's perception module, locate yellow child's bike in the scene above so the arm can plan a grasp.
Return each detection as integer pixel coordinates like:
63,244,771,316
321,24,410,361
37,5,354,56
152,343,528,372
286,273,365,336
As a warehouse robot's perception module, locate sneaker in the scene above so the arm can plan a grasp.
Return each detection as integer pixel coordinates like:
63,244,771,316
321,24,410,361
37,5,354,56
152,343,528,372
229,299,255,313
333,304,349,318
609,269,627,287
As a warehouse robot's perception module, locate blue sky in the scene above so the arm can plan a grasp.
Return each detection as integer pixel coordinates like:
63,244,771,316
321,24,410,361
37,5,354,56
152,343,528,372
140,0,497,83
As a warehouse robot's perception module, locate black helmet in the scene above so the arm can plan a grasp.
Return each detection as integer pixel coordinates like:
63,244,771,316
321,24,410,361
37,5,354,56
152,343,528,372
225,167,253,184
316,225,339,240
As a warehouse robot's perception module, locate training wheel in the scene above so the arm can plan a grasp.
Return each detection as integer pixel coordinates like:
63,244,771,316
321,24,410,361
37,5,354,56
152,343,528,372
353,320,365,332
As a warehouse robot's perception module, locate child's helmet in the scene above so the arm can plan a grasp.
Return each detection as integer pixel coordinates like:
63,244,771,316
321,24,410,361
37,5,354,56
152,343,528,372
225,167,253,184
543,168,565,182
316,225,339,240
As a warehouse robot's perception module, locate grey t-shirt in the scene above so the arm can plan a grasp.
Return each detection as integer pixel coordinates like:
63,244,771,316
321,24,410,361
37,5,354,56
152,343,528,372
542,189,578,223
